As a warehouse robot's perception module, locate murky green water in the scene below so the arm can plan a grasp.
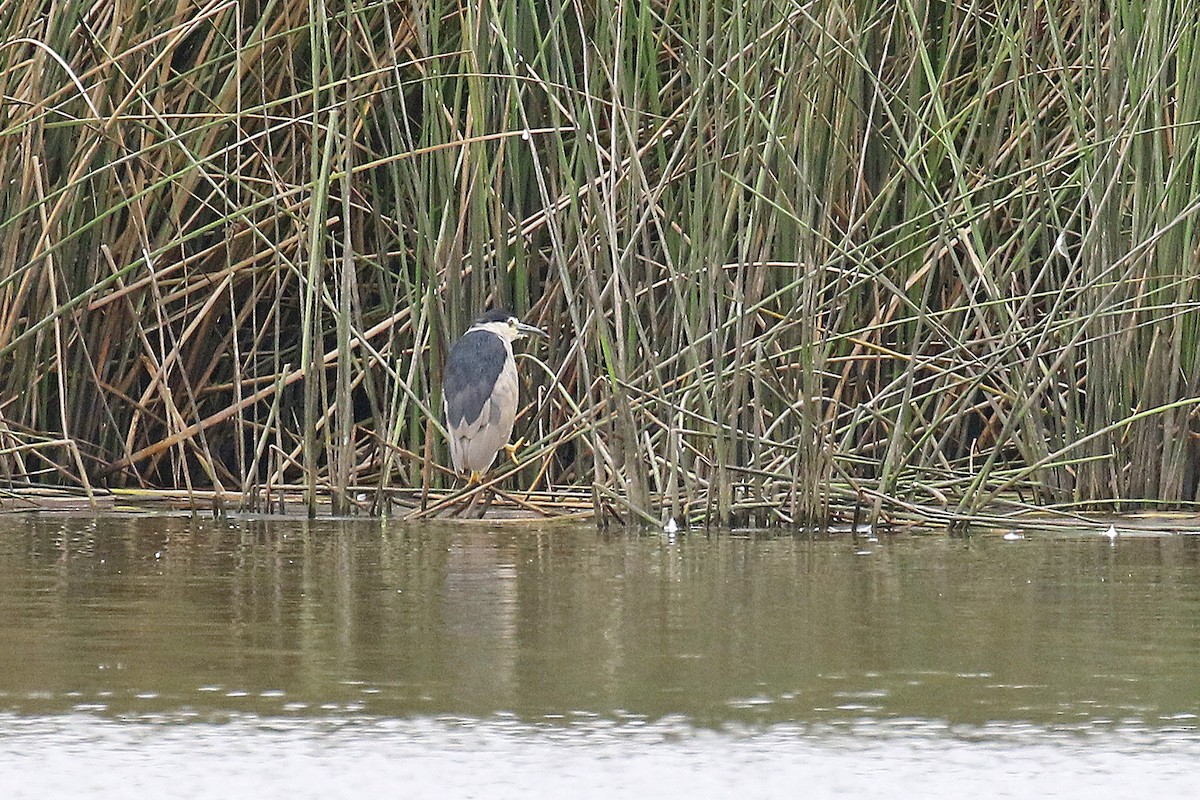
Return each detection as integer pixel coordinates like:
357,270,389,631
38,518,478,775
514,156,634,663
1,515,1199,797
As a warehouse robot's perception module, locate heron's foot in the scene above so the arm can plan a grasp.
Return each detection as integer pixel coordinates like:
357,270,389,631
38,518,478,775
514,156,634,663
466,470,483,487
504,438,525,466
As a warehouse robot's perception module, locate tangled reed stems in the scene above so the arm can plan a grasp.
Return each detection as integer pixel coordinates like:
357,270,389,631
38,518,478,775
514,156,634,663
3,1,1200,527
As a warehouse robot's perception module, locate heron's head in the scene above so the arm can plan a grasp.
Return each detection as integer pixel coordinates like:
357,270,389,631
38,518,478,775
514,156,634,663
472,308,548,343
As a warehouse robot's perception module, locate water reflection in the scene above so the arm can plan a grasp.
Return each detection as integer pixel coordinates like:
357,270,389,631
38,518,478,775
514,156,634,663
0,515,1199,730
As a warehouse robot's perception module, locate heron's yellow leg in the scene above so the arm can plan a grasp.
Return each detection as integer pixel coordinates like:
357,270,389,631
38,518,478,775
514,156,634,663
504,437,525,465
467,470,483,486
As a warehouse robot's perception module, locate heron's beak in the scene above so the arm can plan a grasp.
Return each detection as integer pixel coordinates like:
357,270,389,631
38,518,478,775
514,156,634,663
518,322,549,340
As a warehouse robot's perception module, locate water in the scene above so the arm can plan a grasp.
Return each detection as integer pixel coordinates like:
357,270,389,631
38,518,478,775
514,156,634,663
1,515,1199,797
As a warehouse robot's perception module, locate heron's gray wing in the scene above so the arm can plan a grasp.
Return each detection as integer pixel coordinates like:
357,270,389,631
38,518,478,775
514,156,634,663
443,329,508,427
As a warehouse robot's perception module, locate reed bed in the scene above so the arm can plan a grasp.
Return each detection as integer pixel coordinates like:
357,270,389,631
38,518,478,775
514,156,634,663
2,0,1200,526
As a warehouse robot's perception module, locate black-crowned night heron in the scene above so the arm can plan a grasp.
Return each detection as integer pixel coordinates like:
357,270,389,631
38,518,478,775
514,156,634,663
443,308,547,484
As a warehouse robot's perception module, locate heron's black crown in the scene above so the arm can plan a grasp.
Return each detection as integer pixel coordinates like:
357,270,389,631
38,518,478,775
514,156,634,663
476,308,514,324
